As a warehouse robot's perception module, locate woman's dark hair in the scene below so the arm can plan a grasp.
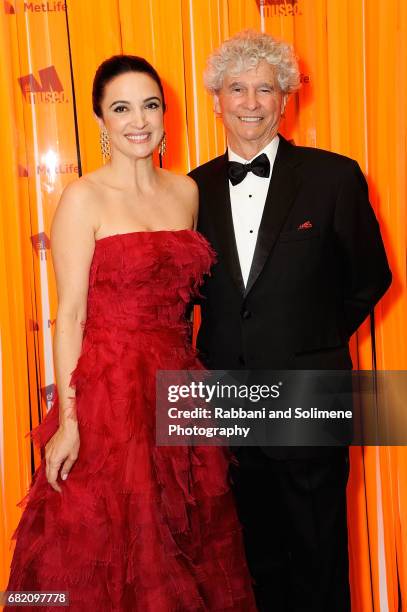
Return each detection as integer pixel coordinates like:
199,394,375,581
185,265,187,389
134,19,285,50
92,55,166,118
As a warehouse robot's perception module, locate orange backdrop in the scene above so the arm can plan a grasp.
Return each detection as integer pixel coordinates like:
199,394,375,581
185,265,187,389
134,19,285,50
0,1,406,610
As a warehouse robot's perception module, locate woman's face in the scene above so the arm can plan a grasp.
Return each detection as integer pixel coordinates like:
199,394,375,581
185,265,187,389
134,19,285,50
98,71,164,160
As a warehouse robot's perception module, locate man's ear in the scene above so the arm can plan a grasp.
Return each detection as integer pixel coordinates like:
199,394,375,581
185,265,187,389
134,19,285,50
213,94,222,116
281,94,288,116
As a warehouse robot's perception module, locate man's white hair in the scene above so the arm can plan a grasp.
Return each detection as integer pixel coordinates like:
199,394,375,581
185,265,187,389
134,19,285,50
204,30,300,95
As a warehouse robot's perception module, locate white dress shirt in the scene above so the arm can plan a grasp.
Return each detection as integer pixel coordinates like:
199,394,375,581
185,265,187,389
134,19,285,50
228,136,279,286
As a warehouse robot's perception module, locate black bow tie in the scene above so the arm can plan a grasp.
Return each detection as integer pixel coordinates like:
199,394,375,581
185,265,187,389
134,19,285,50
227,153,271,186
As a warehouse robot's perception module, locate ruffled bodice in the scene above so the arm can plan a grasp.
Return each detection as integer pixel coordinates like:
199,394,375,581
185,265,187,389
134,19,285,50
86,229,213,332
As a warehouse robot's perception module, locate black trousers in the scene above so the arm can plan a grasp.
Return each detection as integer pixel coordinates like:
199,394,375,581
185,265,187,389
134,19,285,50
230,447,351,612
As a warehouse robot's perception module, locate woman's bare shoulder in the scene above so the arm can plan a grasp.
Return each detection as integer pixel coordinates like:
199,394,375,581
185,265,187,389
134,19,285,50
159,170,198,227
52,174,102,239
159,168,198,196
60,173,98,200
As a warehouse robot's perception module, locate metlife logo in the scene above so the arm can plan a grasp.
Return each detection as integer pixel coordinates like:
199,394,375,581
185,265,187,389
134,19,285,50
4,1,66,13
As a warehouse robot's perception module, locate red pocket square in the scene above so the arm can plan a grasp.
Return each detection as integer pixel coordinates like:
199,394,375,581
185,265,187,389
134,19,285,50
298,221,313,230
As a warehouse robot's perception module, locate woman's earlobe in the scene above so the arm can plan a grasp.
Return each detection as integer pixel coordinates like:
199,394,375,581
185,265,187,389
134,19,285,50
94,113,104,130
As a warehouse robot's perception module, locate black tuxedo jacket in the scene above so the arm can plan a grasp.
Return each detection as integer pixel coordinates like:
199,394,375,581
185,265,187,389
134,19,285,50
189,135,391,373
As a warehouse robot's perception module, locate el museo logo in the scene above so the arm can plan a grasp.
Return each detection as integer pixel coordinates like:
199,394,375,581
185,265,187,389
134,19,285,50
257,0,303,16
18,65,68,103
4,1,15,12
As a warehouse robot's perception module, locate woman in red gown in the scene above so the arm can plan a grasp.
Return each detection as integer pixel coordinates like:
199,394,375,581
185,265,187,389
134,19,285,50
6,56,256,611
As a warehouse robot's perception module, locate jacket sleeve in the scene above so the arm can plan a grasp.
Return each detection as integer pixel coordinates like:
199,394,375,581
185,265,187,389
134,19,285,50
334,159,392,337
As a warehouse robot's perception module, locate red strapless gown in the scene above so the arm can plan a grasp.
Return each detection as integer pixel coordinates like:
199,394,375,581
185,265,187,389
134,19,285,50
6,230,256,611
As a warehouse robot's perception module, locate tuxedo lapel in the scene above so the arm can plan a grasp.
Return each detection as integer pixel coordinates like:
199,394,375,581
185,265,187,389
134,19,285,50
207,153,245,295
245,136,302,296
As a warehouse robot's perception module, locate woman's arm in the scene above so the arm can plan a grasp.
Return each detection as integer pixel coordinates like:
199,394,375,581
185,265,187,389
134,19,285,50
46,180,98,491
186,177,198,230
176,176,199,321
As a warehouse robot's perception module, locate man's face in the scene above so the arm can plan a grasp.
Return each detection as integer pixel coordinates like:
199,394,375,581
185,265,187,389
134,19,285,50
214,60,287,157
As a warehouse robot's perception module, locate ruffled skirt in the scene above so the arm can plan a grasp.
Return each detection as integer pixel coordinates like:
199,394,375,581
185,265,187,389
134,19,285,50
6,327,256,611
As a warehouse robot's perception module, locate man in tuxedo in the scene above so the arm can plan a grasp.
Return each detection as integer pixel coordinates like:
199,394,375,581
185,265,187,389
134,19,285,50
189,31,391,611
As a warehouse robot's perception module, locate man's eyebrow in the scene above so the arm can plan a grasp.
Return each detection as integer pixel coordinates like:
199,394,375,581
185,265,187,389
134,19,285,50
227,81,274,88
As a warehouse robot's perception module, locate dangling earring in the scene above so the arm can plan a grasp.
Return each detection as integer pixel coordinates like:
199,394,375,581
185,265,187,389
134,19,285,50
159,132,167,157
100,126,111,162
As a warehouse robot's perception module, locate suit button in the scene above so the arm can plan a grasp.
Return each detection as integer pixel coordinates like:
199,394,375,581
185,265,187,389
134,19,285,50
238,355,246,366
241,309,251,320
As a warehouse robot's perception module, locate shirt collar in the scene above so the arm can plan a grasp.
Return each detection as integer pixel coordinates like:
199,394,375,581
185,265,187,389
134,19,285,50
227,135,280,166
